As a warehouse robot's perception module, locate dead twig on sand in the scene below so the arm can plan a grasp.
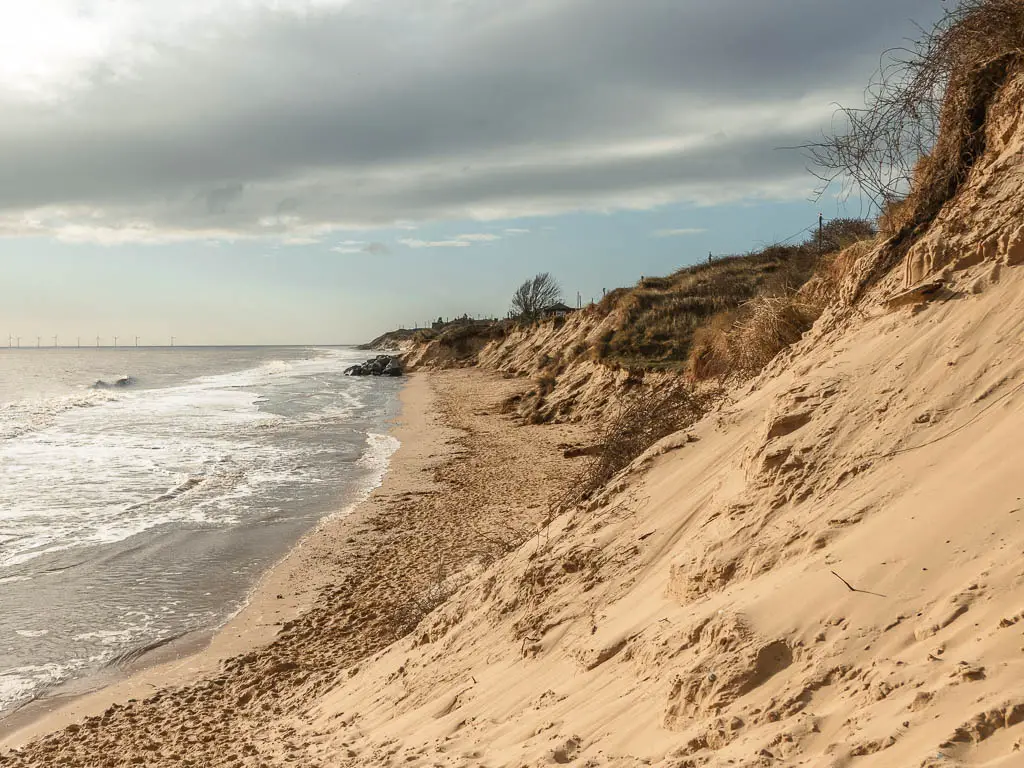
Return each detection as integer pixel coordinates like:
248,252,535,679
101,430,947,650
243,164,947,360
831,570,887,598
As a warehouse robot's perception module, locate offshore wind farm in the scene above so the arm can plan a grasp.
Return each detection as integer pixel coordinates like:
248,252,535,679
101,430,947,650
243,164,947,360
6,335,181,349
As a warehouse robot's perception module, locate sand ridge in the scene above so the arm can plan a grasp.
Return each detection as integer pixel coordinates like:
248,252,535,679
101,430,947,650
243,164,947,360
3,274,1024,766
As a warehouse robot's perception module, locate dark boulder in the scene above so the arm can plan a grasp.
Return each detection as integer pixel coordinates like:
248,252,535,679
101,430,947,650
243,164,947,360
345,354,404,377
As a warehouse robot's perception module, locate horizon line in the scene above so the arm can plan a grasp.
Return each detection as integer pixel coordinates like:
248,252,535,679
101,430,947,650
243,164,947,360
0,343,365,349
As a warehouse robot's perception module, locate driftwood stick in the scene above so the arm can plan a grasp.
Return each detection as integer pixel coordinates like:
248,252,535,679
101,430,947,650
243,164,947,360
831,570,887,598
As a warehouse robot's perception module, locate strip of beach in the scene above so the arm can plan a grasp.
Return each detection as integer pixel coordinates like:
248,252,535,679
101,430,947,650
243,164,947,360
0,369,592,766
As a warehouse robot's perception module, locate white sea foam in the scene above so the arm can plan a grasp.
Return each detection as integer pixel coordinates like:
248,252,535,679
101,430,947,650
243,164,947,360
0,661,91,711
0,369,302,567
0,390,117,440
340,432,401,512
72,629,137,645
358,432,402,472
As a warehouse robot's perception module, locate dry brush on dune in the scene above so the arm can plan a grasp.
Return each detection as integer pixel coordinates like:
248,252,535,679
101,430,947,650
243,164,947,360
807,0,1024,297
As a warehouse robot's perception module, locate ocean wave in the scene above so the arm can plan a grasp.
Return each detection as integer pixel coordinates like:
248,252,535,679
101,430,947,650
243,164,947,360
0,390,117,441
125,476,205,512
357,432,401,471
72,629,138,645
0,575,32,585
0,661,92,713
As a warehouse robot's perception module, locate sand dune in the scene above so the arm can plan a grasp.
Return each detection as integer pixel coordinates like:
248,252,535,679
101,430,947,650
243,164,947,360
293,265,1024,766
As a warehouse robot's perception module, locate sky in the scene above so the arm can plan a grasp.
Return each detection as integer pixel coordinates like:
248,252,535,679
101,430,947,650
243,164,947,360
0,0,944,346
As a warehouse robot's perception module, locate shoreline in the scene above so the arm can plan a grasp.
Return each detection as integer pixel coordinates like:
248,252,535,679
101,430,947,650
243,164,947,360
0,368,592,766
0,372,431,749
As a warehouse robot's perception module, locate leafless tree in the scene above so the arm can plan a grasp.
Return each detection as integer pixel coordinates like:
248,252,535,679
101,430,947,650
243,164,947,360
803,0,1024,225
510,272,562,320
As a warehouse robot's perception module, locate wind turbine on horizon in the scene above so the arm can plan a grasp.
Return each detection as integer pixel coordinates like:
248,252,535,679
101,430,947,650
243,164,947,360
53,335,59,348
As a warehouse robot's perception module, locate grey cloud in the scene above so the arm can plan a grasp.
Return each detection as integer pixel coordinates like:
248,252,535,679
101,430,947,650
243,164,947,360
0,0,942,241
203,184,245,215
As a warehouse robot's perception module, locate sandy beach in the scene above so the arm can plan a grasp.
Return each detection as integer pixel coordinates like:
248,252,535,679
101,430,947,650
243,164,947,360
0,368,592,766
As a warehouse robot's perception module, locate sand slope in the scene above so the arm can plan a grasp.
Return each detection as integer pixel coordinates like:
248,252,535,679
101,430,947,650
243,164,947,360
292,263,1024,767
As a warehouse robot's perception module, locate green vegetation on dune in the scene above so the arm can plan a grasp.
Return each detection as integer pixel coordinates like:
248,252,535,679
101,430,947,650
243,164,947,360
372,220,876,379
592,219,875,371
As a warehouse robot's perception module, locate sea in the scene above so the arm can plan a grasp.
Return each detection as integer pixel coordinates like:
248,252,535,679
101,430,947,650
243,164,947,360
0,346,401,716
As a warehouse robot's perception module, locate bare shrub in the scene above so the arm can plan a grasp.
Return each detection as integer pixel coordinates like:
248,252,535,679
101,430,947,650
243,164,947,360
556,384,714,511
464,517,539,568
392,560,456,638
805,0,1024,295
817,218,879,252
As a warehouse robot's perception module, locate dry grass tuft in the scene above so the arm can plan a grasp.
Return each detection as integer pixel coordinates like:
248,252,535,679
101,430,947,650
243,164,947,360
877,195,917,239
686,296,822,381
802,239,878,305
728,296,823,374
412,329,439,344
589,219,874,371
686,238,877,380
686,311,739,380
